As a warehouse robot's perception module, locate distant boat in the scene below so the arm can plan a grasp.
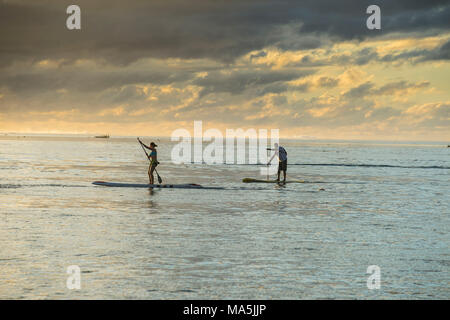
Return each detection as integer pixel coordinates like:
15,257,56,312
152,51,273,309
95,134,110,139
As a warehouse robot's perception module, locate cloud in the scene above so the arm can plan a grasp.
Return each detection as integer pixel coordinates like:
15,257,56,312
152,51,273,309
343,82,375,99
420,39,450,61
402,102,450,129
193,69,315,97
0,0,449,67
316,77,340,88
0,1,449,140
343,81,430,99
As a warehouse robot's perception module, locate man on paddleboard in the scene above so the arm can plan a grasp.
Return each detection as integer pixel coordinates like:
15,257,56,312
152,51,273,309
139,139,159,184
268,143,287,183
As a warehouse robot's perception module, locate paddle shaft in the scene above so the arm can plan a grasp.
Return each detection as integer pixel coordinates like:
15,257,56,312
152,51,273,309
266,147,272,181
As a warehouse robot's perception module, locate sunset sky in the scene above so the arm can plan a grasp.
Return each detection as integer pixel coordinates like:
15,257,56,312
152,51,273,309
0,0,449,140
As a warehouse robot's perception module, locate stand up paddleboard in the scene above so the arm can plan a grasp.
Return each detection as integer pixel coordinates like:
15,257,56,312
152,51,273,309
242,178,306,183
93,181,223,189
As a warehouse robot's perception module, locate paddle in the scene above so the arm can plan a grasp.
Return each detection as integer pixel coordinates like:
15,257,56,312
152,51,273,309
137,138,163,184
155,170,163,184
266,147,273,181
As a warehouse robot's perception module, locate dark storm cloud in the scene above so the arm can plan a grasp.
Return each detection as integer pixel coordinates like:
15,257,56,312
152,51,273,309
0,0,449,67
193,69,314,97
0,64,191,96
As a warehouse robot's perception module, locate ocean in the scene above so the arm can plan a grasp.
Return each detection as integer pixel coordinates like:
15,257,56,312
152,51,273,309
0,135,449,299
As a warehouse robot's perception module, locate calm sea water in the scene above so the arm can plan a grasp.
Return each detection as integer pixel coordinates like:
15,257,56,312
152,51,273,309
0,136,449,299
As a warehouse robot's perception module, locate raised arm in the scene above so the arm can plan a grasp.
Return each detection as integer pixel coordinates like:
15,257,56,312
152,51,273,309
267,149,279,164
137,138,151,150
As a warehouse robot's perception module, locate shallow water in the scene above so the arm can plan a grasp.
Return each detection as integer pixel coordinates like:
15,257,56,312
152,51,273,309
0,136,449,299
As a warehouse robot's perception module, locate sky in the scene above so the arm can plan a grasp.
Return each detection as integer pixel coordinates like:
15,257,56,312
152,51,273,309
0,0,449,140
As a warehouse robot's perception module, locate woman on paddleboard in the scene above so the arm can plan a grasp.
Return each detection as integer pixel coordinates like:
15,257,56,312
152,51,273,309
140,140,158,184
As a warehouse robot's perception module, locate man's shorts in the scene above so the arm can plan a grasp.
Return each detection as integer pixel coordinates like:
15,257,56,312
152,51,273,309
278,160,287,172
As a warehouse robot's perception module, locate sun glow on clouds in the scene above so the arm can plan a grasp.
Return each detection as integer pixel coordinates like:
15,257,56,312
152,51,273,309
308,107,335,118
98,105,126,117
404,102,449,117
0,2,449,141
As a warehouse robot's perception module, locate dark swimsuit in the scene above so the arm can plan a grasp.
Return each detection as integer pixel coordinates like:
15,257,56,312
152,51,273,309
149,150,157,168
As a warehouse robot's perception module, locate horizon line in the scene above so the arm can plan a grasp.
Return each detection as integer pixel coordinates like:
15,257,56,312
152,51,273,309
1,131,448,144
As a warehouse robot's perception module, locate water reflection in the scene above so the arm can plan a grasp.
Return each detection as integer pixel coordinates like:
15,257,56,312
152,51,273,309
0,137,448,299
